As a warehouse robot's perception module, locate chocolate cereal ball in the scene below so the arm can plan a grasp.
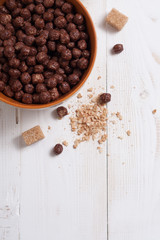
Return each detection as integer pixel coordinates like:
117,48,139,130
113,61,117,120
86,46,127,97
34,65,44,73
14,90,24,101
24,83,34,94
43,12,54,22
11,80,22,92
61,3,73,14
68,73,79,85
77,57,88,70
55,0,64,7
1,30,12,40
22,93,32,104
70,29,80,42
34,18,45,29
36,52,48,64
26,56,36,66
5,0,16,11
48,59,59,71
53,73,64,84
72,48,81,59
49,87,59,100
0,14,11,25
61,48,72,61
13,16,24,28
9,58,20,68
24,35,35,46
4,45,15,58
77,39,87,50
32,93,40,103
49,29,60,41
47,41,56,51
66,23,76,32
54,16,67,28
21,72,31,84
0,80,5,92
9,68,21,78
20,8,31,20
54,8,64,17
39,91,51,103
59,81,70,94
73,13,84,25
36,83,47,93
19,61,28,72
32,73,44,84
43,0,54,8
35,4,45,15
66,13,74,22
45,77,57,88
3,85,14,97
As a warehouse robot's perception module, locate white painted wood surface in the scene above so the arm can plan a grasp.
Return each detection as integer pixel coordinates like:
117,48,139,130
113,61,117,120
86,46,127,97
1,0,160,239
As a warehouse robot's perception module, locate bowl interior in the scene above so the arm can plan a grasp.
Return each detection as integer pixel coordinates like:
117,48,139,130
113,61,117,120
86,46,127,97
0,0,97,109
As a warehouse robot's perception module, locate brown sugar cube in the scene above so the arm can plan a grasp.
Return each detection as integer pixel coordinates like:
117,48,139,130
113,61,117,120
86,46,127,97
22,125,45,146
106,8,128,31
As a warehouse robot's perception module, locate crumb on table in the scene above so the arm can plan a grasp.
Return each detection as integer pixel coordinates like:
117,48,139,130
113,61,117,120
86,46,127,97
77,93,82,99
126,130,131,136
62,141,68,147
87,88,93,92
106,8,128,31
116,112,123,120
152,109,157,114
48,126,51,130
22,125,45,146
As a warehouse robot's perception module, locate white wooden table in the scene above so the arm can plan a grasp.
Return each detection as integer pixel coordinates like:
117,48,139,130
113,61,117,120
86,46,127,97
1,0,160,239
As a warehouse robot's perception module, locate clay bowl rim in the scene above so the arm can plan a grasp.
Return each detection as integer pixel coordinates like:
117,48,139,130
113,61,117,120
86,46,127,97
0,0,97,109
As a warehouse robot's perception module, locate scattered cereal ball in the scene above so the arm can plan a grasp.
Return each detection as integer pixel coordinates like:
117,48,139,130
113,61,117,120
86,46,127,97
44,0,54,8
0,80,5,92
61,3,73,14
39,91,51,103
100,93,111,104
70,29,80,42
73,13,84,25
68,73,79,85
21,72,31,84
36,83,47,93
61,49,72,61
59,81,70,94
49,87,59,100
54,16,67,28
54,143,63,154
77,57,88,70
22,93,33,104
11,80,22,92
3,85,14,97
57,106,68,118
112,44,123,53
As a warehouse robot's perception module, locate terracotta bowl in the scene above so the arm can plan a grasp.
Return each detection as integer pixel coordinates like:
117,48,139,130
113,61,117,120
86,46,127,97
0,0,97,109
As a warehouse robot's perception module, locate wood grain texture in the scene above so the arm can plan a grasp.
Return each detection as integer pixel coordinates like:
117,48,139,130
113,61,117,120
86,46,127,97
0,0,107,239
107,0,160,239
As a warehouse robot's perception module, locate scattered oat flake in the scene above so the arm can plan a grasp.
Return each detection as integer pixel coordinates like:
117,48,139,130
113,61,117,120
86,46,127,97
77,93,82,99
116,112,122,120
62,141,68,146
118,136,123,140
97,76,101,80
126,130,131,136
68,104,72,109
110,85,115,89
48,126,51,130
152,109,157,114
87,88,93,92
88,94,93,99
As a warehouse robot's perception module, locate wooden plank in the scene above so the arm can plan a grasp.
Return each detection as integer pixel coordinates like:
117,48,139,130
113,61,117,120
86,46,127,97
18,0,108,239
107,0,160,239
0,103,20,240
